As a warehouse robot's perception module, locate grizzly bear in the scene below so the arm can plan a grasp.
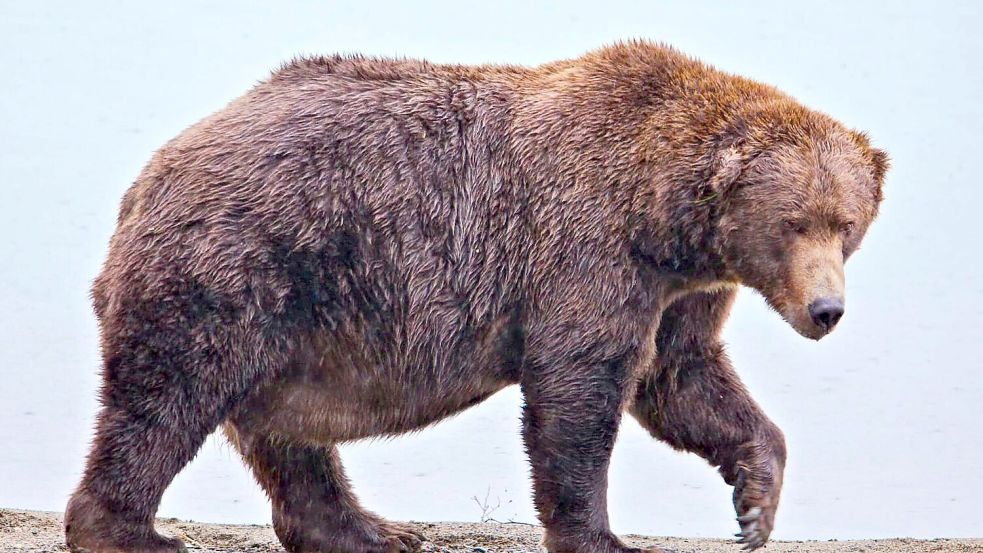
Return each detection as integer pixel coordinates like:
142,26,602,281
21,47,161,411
65,40,887,553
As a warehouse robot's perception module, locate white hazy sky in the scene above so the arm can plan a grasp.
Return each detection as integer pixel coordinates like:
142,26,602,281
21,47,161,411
1,0,981,541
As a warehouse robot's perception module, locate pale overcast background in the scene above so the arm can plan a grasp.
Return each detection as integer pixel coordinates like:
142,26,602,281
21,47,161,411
1,0,981,541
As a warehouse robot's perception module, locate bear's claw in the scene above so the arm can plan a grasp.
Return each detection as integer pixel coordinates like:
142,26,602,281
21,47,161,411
735,506,767,550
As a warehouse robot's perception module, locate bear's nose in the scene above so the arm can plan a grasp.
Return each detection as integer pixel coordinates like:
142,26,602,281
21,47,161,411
809,298,845,332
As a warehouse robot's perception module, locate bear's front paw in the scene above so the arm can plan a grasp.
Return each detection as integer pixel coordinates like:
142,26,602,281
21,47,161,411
734,505,771,550
731,460,781,550
543,528,665,553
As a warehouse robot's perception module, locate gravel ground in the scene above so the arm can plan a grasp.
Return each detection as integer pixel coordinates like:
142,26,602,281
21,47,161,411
2,509,981,553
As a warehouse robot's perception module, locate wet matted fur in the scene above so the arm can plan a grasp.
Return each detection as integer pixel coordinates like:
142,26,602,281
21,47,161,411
66,40,887,553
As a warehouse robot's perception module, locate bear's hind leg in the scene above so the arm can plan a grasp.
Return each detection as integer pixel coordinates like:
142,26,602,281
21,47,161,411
225,423,424,553
629,289,786,550
66,405,199,553
66,279,289,553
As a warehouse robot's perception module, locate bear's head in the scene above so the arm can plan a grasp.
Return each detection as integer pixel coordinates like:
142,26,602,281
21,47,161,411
710,115,889,340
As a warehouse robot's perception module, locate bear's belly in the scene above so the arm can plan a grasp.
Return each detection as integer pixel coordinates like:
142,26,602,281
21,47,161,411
234,332,515,444
245,373,511,444
232,311,524,444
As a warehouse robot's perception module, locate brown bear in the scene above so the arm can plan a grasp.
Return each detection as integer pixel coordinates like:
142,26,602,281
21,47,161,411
65,40,888,553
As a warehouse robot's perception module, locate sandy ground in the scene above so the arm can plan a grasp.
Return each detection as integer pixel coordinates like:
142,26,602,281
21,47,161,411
1,509,980,553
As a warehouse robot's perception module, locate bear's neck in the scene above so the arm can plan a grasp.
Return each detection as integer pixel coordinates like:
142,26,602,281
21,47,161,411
503,75,736,291
630,180,734,289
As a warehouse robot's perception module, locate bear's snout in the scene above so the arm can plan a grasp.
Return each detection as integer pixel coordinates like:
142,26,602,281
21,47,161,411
808,297,845,335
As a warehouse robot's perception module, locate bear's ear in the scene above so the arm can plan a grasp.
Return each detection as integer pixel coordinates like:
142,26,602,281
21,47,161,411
707,119,754,197
869,147,890,198
707,143,747,197
850,130,889,194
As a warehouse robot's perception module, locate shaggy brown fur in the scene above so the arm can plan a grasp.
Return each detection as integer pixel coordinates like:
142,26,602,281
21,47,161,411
65,41,887,553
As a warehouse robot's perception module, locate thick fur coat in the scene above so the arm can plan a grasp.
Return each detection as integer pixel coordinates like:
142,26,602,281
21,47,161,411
66,41,887,553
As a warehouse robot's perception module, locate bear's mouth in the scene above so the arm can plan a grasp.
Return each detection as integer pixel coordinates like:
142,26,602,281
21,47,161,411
786,308,831,341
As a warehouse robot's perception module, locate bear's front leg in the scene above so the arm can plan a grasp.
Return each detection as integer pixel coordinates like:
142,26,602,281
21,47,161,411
629,289,786,550
522,320,661,553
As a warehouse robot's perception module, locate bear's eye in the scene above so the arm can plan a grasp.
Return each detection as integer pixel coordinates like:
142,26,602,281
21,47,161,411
783,219,806,234
840,221,856,235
